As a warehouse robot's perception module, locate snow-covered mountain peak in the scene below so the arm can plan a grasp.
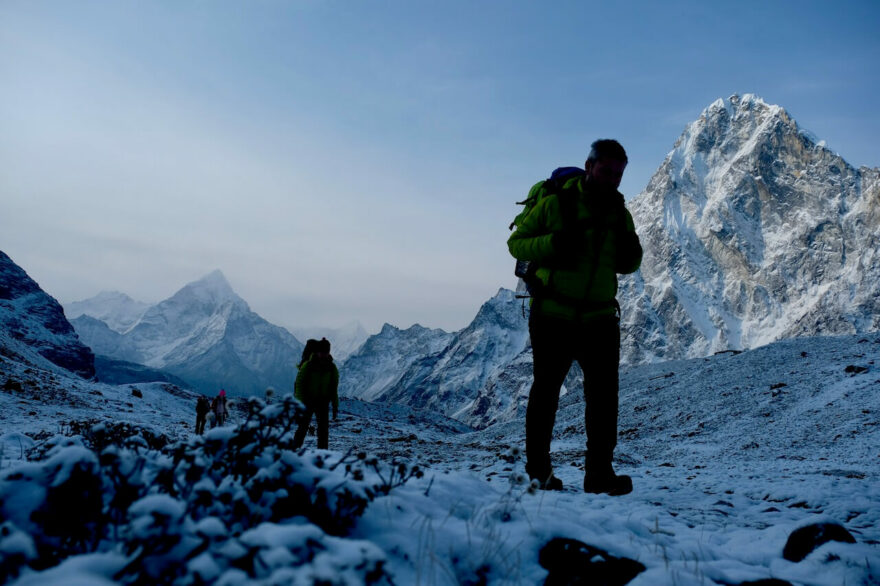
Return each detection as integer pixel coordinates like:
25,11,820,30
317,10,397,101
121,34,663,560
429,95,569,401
176,269,241,308
377,322,444,338
70,270,304,396
701,93,784,125
378,323,401,335
340,288,530,421
64,290,150,334
77,290,133,304
704,93,759,120
621,95,880,364
339,321,454,402
472,288,521,327
662,94,802,207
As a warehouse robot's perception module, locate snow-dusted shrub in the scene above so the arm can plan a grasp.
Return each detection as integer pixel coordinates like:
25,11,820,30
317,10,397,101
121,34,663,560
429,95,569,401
154,395,392,535
0,393,415,584
0,444,103,572
26,420,172,459
0,521,37,581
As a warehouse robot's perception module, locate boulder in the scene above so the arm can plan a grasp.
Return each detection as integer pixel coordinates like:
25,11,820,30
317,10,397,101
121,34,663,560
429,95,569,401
539,537,645,585
782,522,856,562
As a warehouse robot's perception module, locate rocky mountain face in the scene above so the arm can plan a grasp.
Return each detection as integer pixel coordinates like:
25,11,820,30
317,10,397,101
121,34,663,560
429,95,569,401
65,291,150,333
618,94,880,363
0,250,95,378
72,271,304,397
372,289,531,420
69,315,137,362
338,322,454,402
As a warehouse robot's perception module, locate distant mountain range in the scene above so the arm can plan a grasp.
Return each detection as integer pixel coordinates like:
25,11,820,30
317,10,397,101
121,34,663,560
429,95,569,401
344,289,530,422
338,322,454,402
19,93,878,428
65,291,150,334
290,322,370,361
68,271,304,397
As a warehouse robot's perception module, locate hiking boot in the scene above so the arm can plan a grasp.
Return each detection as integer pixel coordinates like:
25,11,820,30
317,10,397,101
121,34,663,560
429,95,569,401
584,473,632,496
531,473,564,491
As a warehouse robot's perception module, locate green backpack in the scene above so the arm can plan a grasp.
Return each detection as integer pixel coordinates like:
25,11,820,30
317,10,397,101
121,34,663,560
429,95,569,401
509,166,584,297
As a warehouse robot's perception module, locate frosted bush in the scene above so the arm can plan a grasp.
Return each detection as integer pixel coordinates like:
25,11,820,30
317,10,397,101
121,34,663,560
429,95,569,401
0,392,416,584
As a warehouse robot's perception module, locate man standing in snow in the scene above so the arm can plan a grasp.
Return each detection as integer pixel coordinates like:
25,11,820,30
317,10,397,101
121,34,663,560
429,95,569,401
292,338,340,450
508,139,642,495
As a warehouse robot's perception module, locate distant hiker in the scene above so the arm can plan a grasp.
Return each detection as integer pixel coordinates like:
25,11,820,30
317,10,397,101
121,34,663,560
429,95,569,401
507,139,642,495
211,389,228,427
292,338,339,450
195,395,210,434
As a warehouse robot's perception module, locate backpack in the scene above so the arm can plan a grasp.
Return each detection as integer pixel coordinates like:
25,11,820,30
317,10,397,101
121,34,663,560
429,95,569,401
298,339,320,368
509,166,584,297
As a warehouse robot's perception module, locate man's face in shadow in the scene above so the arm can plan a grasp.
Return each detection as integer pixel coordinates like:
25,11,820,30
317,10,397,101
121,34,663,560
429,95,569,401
586,158,627,190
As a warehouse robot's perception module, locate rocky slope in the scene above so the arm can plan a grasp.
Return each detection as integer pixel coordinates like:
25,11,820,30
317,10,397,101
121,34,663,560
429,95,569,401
619,93,880,363
0,250,95,379
68,315,137,362
338,322,454,401
374,289,530,420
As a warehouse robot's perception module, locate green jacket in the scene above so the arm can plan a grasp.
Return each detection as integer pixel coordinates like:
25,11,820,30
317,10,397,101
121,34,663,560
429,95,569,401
507,174,642,322
294,357,339,410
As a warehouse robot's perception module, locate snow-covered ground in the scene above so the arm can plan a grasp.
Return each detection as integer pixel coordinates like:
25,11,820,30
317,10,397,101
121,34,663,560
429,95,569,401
2,333,878,584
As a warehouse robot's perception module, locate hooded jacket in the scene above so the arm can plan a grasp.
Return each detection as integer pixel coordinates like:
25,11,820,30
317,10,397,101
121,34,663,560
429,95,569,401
294,356,340,411
507,174,642,322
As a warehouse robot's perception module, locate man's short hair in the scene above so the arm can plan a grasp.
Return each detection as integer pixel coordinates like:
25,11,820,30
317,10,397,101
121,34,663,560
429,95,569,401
587,139,628,164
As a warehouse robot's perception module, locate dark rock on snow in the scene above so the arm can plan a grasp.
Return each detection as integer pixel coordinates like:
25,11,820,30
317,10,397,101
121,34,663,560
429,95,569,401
782,522,856,562
539,537,645,585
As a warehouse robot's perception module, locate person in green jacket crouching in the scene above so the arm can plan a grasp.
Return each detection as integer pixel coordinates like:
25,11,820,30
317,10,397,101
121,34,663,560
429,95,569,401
293,338,339,450
508,139,642,495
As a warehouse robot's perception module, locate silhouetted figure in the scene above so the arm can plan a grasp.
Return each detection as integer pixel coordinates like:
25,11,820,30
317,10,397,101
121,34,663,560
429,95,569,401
195,395,210,434
508,139,642,495
211,389,228,427
292,338,339,450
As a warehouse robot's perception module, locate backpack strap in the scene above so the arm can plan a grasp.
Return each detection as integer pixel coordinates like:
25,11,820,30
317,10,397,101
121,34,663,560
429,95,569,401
548,168,584,236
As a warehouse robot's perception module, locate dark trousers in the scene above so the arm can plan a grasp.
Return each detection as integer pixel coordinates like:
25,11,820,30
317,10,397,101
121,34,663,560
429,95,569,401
526,312,620,481
293,402,330,450
195,413,207,435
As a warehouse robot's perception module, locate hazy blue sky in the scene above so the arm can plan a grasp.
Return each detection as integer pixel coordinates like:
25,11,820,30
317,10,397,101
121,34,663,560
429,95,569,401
2,0,878,333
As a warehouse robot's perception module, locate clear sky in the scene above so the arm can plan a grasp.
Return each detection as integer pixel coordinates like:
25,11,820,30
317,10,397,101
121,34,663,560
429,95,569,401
2,0,878,333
